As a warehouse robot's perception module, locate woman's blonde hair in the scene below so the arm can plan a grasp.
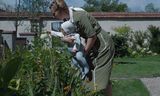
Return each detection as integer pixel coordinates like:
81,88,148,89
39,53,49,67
51,0,67,9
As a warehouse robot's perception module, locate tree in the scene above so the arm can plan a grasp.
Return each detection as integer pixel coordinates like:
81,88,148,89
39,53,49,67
18,0,50,35
0,0,13,11
145,3,159,12
83,0,128,12
116,3,128,12
20,0,50,12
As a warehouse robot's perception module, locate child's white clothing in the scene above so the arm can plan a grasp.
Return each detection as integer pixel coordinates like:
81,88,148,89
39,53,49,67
61,20,89,79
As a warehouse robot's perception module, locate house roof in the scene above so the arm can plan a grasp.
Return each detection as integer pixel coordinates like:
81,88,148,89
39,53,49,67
90,12,160,20
1,12,160,20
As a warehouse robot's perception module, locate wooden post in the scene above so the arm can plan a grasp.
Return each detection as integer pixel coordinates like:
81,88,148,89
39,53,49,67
0,30,4,59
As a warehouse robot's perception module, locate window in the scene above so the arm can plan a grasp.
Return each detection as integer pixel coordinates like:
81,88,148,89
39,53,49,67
51,21,63,31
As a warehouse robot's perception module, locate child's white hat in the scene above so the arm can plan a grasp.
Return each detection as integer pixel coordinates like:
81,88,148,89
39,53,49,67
61,20,75,34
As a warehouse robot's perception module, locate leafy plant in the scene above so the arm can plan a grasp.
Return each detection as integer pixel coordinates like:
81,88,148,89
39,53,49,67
112,34,129,57
0,50,22,96
148,25,160,54
112,24,132,36
127,30,152,57
112,25,132,57
0,35,103,96
14,36,96,96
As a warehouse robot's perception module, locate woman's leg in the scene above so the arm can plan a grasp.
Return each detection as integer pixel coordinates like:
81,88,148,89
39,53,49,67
105,80,112,96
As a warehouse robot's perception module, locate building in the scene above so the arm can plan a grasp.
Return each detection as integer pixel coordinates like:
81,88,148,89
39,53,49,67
1,12,160,34
0,12,160,52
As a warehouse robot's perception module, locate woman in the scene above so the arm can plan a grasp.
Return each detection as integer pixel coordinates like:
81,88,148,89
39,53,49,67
49,0,115,95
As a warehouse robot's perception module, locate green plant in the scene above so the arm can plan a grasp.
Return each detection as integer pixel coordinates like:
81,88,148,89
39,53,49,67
14,36,96,96
112,34,129,57
0,35,104,96
112,25,132,57
0,50,22,96
112,24,132,35
148,25,160,54
126,30,152,57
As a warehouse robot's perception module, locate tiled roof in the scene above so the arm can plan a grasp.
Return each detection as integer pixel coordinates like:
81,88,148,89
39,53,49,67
90,12,160,19
1,12,160,20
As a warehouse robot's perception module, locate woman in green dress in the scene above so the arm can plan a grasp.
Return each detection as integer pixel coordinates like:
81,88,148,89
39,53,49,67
49,0,115,95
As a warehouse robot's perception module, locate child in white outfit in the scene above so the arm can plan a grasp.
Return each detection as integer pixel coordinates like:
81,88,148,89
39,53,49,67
61,20,89,79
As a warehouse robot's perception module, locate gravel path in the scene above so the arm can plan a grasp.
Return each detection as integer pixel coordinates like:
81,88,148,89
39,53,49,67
141,77,160,96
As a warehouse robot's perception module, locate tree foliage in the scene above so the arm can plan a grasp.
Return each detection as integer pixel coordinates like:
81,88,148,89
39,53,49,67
0,0,13,11
19,0,50,12
16,0,50,35
148,25,160,53
145,3,159,12
83,0,128,12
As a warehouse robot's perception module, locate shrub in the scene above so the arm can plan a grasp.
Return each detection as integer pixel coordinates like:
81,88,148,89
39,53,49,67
127,30,152,57
112,34,130,57
16,37,87,96
112,25,153,57
0,36,97,96
148,25,160,54
112,24,132,36
112,25,131,57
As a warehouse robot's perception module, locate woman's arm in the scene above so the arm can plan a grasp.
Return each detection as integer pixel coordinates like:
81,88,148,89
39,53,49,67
85,35,97,54
61,35,75,44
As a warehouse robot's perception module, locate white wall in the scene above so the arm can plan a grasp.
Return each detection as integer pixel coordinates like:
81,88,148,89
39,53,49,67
2,34,13,50
99,20,160,34
1,19,160,36
0,21,16,31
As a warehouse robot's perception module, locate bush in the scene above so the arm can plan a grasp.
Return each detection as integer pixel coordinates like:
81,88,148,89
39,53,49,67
148,25,160,54
127,30,152,57
112,34,130,57
112,25,131,57
112,25,153,57
0,36,98,96
112,24,132,35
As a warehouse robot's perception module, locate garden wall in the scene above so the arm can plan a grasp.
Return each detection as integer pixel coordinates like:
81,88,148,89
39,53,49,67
1,19,160,36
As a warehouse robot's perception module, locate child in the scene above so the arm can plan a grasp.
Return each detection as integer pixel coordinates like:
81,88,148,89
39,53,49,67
61,20,89,79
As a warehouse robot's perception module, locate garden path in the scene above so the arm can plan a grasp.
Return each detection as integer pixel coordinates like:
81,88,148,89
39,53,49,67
141,77,160,96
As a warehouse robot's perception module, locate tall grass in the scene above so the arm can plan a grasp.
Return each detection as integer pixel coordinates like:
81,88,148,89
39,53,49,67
0,37,95,96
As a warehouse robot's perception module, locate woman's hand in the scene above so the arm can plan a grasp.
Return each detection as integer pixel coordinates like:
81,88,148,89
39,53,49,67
62,36,75,44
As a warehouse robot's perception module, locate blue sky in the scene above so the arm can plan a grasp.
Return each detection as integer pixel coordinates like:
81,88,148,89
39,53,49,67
1,0,160,12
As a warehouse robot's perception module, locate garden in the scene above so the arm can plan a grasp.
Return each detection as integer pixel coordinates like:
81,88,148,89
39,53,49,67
0,25,160,96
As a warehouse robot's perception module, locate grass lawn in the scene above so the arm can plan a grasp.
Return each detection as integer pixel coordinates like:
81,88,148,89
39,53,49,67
110,55,160,96
112,79,150,96
111,55,160,78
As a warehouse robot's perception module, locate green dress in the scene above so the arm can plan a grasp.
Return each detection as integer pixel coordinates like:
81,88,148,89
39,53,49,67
72,10,115,91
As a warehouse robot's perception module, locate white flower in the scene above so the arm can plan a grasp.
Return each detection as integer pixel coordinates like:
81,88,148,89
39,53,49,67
153,53,158,56
132,51,137,55
146,51,152,54
136,45,142,50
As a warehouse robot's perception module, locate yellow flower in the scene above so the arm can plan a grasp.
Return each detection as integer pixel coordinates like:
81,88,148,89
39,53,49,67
64,85,71,91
